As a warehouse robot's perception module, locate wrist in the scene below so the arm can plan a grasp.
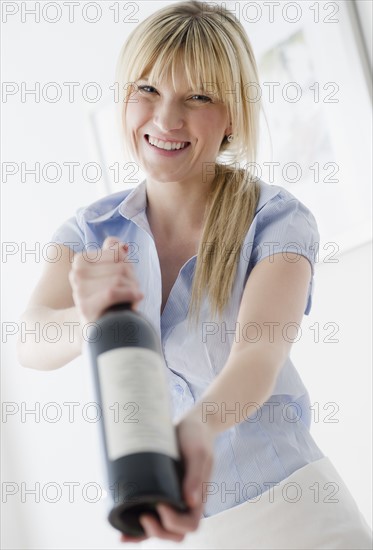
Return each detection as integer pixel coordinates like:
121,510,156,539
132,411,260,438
181,402,220,439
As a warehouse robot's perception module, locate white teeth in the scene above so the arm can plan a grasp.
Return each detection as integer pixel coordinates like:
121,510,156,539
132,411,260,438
147,135,188,150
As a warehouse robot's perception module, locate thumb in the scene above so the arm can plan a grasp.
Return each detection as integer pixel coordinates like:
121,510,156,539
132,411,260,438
182,450,206,508
102,236,128,260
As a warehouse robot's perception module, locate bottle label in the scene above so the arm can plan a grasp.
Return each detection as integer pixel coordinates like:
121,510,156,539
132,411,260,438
97,347,180,461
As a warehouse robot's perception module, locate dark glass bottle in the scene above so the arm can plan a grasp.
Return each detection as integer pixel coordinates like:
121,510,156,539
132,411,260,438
86,302,188,538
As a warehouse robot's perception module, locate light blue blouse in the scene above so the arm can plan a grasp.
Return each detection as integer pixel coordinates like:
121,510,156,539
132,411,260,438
51,177,324,517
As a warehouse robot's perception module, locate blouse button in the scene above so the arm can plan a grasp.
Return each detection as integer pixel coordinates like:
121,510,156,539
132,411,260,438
175,384,184,395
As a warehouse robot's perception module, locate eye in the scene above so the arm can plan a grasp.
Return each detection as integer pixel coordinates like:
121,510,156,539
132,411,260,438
137,85,212,103
138,85,157,94
190,94,212,103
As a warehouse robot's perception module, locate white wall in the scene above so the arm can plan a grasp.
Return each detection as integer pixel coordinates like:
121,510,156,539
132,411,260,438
291,242,372,526
2,1,372,548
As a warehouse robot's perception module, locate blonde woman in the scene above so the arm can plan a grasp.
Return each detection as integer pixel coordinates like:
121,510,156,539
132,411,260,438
18,1,372,548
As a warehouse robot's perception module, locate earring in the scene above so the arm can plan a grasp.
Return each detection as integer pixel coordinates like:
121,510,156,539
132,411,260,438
227,134,234,142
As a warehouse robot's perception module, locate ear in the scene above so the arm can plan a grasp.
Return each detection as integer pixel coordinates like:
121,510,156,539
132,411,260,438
225,121,233,135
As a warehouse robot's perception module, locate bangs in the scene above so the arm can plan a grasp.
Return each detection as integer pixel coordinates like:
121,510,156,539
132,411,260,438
133,18,236,103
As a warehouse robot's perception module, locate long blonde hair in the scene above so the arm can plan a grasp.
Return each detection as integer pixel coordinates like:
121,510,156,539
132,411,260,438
115,0,262,328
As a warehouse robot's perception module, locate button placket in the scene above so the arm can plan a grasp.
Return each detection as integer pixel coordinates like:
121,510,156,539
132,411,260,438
160,258,196,339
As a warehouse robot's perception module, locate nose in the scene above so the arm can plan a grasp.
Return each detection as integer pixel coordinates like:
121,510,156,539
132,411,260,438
153,100,184,133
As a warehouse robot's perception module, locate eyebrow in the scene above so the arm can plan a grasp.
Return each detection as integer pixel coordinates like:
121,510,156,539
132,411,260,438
136,78,206,93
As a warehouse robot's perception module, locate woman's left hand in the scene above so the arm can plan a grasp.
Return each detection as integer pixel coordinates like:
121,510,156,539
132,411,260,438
119,411,216,544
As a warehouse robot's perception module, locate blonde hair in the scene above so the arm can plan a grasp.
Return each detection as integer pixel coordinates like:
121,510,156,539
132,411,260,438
115,0,262,328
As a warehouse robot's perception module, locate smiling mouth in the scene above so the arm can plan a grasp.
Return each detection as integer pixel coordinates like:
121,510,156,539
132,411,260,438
145,134,191,151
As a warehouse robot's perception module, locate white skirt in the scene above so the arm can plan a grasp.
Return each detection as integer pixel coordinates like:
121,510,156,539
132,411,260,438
138,457,372,550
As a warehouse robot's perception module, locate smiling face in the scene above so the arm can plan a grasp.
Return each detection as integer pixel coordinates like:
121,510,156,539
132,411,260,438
123,64,232,185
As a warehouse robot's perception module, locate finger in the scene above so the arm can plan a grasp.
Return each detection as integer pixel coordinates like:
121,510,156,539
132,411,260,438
99,284,144,306
140,514,185,542
79,286,144,316
119,533,148,543
102,236,125,250
102,237,128,260
156,503,201,534
72,272,142,296
71,268,142,295
72,254,135,272
72,245,125,265
70,245,138,286
181,448,212,509
201,456,214,508
99,246,135,267
131,293,145,311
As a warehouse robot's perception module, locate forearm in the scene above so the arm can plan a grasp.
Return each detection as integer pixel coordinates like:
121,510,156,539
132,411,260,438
16,306,83,371
186,344,284,436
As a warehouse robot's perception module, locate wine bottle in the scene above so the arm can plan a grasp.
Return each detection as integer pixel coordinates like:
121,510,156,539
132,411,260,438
86,302,188,538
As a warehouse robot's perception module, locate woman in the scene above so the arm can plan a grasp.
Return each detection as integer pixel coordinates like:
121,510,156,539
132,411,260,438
18,1,372,548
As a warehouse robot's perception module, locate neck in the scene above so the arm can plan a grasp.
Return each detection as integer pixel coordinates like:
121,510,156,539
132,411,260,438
145,175,214,238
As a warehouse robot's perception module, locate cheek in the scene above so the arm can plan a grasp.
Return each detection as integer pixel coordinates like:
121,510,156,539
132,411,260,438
193,111,226,142
125,101,151,128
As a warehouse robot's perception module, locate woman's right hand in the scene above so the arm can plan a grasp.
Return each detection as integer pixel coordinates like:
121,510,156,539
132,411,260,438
69,236,144,325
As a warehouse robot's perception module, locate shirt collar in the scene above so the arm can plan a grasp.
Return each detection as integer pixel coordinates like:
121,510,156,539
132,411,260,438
118,179,154,237
86,176,280,228
84,179,153,239
117,177,280,219
118,179,147,220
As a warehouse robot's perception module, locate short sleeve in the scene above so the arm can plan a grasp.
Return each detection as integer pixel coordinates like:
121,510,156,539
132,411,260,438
251,195,320,315
50,212,85,254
